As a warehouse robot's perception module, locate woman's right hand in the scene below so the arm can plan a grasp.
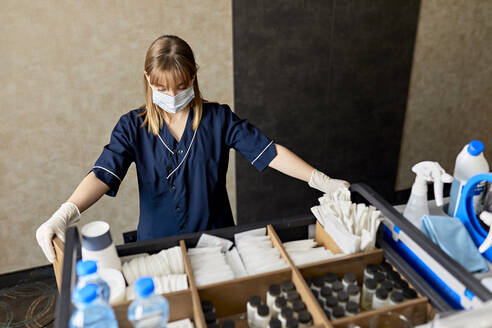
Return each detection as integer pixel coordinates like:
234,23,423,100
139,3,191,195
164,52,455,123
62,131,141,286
35,202,81,263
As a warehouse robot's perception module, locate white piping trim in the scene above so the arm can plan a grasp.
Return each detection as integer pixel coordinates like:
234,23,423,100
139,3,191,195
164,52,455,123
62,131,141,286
167,129,197,179
251,140,274,165
157,134,175,155
93,166,122,182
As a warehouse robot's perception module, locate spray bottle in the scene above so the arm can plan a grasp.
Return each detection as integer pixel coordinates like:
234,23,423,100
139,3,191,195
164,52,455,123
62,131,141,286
403,161,454,229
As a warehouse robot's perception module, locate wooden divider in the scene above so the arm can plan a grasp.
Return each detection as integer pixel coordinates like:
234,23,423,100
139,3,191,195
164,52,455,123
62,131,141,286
267,224,297,268
53,236,65,291
315,221,343,254
330,297,428,328
180,240,207,328
268,225,332,328
291,271,332,328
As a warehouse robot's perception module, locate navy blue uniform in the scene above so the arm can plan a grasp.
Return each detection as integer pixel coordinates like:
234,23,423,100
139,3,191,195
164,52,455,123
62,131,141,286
92,103,277,241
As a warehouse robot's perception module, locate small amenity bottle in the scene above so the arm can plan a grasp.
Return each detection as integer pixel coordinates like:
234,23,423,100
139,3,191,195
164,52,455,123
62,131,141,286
372,288,389,310
247,295,262,327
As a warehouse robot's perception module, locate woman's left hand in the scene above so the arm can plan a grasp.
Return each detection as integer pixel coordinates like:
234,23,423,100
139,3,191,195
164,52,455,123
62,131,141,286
308,169,350,195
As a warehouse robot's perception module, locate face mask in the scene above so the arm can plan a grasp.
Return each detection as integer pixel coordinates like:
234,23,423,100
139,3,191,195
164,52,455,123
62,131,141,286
152,85,195,114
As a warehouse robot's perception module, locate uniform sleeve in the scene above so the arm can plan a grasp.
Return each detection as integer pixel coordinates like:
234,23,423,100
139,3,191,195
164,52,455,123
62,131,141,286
91,114,135,197
223,105,277,171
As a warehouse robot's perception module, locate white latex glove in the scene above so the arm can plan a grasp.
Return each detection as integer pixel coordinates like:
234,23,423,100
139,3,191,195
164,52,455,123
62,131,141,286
308,169,350,195
35,202,81,263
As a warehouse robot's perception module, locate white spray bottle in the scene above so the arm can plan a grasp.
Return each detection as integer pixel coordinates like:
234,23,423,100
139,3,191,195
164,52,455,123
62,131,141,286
403,161,454,229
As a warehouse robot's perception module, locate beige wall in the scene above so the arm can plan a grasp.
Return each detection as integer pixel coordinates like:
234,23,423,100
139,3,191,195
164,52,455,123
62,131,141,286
0,1,234,274
397,0,492,190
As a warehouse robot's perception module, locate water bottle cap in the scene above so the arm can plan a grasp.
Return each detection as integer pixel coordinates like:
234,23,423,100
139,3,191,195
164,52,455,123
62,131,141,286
467,140,484,156
76,260,97,276
134,277,155,297
74,284,98,304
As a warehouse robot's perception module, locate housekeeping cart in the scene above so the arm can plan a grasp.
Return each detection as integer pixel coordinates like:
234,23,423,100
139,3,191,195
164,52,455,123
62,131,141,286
54,183,492,328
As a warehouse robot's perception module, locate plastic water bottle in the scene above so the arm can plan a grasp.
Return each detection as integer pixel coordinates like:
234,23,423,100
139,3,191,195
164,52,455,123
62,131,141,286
70,284,118,328
448,140,489,217
128,277,169,328
74,260,111,303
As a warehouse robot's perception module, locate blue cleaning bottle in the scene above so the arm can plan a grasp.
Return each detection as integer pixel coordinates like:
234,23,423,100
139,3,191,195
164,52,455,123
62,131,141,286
128,277,169,328
74,260,111,303
70,284,118,328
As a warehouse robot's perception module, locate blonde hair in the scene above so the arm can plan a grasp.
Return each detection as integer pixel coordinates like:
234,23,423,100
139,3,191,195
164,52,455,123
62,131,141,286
139,35,203,135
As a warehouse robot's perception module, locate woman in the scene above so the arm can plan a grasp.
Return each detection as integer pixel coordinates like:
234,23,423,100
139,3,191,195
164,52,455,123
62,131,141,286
36,35,349,263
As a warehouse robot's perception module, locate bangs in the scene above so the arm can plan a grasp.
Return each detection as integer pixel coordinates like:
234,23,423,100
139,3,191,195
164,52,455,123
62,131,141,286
149,57,193,89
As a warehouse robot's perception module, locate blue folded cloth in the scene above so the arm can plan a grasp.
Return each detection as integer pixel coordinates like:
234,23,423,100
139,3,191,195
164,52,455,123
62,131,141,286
422,215,489,273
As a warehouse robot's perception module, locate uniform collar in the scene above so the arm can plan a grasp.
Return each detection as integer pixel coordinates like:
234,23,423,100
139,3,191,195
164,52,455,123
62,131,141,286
158,108,194,154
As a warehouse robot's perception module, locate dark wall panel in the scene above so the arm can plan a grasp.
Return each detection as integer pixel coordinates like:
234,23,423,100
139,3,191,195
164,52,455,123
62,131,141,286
233,0,420,224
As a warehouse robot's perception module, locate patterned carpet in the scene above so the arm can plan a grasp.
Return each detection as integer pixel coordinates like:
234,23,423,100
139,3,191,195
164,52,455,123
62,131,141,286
0,266,57,328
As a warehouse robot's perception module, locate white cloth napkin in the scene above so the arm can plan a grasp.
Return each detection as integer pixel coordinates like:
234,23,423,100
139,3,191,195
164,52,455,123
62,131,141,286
312,187,383,254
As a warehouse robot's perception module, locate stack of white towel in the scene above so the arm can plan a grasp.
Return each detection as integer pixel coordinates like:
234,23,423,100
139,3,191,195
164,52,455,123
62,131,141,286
311,188,383,255
121,246,188,299
121,246,185,284
188,233,248,286
235,228,289,275
283,239,339,266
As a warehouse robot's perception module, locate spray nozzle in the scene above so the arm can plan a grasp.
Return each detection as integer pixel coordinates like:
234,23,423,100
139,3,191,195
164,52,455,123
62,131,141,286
411,161,453,207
